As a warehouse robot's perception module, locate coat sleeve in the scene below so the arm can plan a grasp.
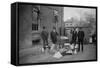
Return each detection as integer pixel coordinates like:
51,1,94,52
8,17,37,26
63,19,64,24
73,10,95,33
50,32,52,39
41,31,44,39
56,32,58,36
83,31,85,38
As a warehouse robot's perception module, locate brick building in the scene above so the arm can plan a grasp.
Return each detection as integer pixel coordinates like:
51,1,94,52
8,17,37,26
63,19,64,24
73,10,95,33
18,4,64,49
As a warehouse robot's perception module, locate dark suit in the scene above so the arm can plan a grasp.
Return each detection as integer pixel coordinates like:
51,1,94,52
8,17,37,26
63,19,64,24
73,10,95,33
71,31,78,45
70,31,78,52
41,30,49,50
78,30,84,52
50,31,58,44
92,34,96,45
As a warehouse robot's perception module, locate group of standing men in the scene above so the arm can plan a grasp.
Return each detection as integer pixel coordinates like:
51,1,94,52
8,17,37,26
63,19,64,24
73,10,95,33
41,26,85,53
41,26,58,52
71,28,85,52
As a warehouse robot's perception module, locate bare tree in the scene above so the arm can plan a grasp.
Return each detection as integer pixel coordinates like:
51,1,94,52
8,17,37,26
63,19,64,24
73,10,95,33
84,12,96,35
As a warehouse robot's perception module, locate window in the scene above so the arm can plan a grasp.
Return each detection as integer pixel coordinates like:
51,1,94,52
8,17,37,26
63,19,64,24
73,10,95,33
32,23,38,30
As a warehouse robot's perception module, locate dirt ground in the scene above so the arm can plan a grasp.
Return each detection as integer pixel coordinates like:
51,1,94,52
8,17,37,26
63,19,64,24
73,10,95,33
19,44,96,64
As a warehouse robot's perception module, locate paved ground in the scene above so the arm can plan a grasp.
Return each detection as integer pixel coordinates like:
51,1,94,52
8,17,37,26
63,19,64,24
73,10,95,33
19,44,96,64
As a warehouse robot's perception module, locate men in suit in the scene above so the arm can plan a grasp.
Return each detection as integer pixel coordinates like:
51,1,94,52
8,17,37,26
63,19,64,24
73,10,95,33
77,28,85,52
41,26,49,52
70,28,78,53
92,33,96,45
50,27,58,44
50,27,58,50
